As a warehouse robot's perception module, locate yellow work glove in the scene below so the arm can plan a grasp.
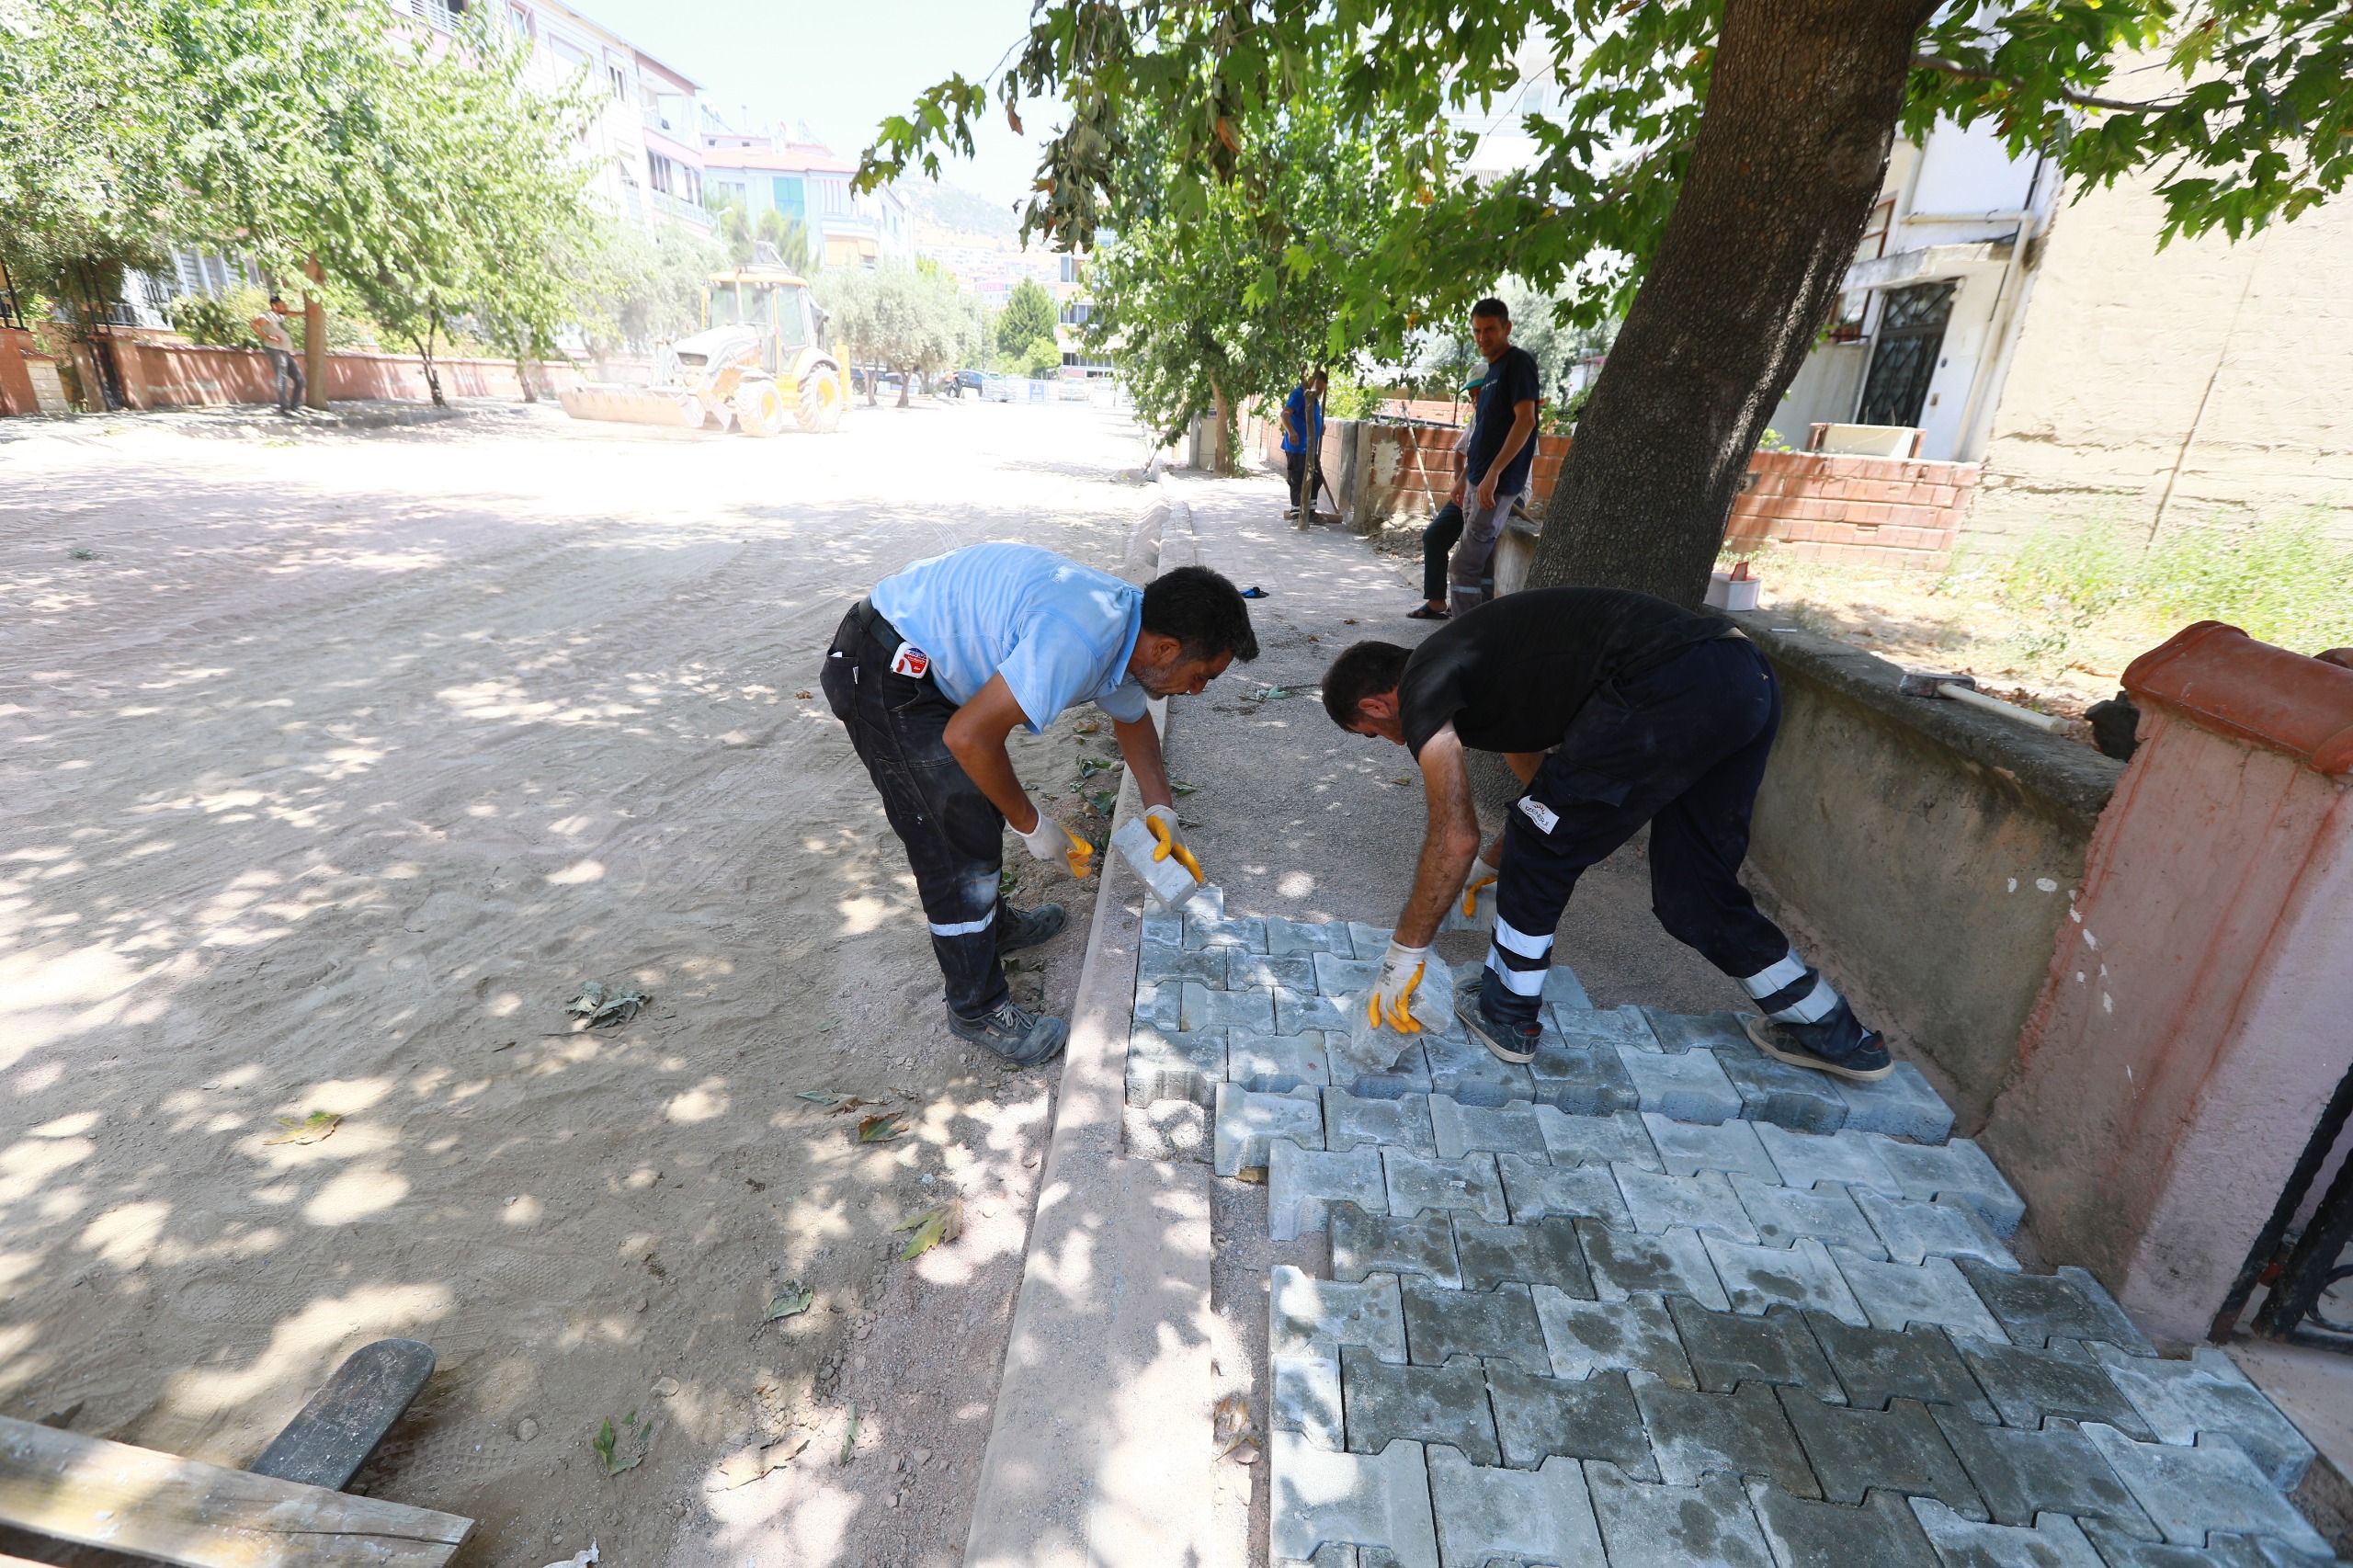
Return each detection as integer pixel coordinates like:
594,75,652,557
1461,865,1498,919
1144,804,1203,884
1015,797,1095,880
1368,938,1431,1034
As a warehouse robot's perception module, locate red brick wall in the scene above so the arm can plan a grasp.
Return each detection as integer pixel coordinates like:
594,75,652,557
22,332,585,415
0,328,40,416
1725,449,1979,571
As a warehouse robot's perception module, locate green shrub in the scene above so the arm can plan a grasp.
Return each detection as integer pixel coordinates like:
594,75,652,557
165,287,271,346
1324,375,1381,420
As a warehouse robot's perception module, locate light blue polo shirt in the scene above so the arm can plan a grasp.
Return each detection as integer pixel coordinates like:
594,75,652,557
869,543,1148,733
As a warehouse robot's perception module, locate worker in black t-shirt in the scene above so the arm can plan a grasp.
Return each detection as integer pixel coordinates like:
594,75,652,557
1319,587,1893,1080
1436,297,1540,618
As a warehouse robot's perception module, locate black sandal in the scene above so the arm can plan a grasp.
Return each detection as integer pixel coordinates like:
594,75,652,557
1405,604,1450,620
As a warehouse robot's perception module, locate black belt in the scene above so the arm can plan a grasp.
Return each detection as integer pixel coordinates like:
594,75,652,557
853,597,904,655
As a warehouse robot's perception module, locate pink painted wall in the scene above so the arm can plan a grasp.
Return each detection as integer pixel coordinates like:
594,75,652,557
1984,622,2353,1347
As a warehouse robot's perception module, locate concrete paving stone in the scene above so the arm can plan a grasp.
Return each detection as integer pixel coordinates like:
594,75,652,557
1182,979,1276,1032
1455,1215,1594,1296
1231,1028,1334,1094
1953,1336,2154,1439
1142,906,1184,947
1486,1365,1657,1478
1402,1276,1552,1372
2079,1519,2314,1568
1313,951,1383,998
1234,950,1321,992
1906,1499,2107,1567
1140,938,1229,987
1777,1390,1986,1517
1927,1405,2159,1537
1430,1095,1549,1161
1616,1043,1744,1124
1134,977,1183,1031
1528,1044,1643,1119
1577,1220,1730,1311
1387,1150,1511,1224
1269,915,1356,958
1805,1311,1999,1424
1342,1345,1502,1467
1731,1176,1887,1258
1542,966,1594,1010
1754,1122,1901,1197
1853,1189,2020,1270
1347,922,1395,957
1422,1028,1537,1108
1270,1431,1439,1568
1427,1447,1607,1568
1327,1087,1438,1157
1832,1060,1957,1144
1705,1234,1869,1325
1633,1377,1823,1498
1833,1248,2008,1341
1536,1107,1662,1171
1617,1164,1762,1244
1712,1041,1851,1135
1639,1007,1753,1055
1332,1200,1462,1288
1745,1482,1943,1568
1328,1032,1435,1096
2080,1426,2334,1559
1271,1139,1388,1242
1586,1461,1776,1568
1183,912,1267,951
2086,1344,2316,1491
1666,1299,1847,1405
1122,1099,1210,1163
1279,986,1357,1035
1126,1024,1230,1108
1955,1260,2158,1355
1875,1139,2029,1237
1498,1154,1634,1232
1273,1265,1408,1363
1215,1081,1325,1176
1552,1002,1663,1051
1534,1287,1697,1388
1276,1345,1346,1450
1643,1113,1779,1181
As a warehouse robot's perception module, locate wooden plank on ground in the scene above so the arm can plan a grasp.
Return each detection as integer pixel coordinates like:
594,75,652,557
0,1416,471,1568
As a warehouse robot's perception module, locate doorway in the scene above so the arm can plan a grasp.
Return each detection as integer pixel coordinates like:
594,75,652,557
1855,279,1955,428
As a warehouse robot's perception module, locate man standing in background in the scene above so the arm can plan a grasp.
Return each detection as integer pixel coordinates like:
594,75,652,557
1280,368,1333,521
250,295,304,416
1441,299,1539,616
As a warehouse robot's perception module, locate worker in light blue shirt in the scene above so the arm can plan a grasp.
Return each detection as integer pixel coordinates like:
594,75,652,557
819,543,1259,1063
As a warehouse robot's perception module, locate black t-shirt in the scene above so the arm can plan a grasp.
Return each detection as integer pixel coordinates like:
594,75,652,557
1398,588,1730,756
1464,345,1541,494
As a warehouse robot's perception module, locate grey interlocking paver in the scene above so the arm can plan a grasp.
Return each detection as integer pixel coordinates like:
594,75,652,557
1270,1431,1439,1568
1537,1107,1661,1171
1275,1345,1346,1449
1875,1138,2028,1236
1233,950,1321,993
1927,1403,2158,1536
1273,1265,1408,1362
1386,1150,1510,1224
1754,1122,1900,1196
1745,1482,1943,1568
2083,1426,2335,1558
1730,1175,1887,1258
1805,1311,1997,1423
1485,1365,1656,1478
1230,1028,1333,1093
1633,1376,1823,1497
1578,1220,1730,1310
1833,1061,1956,1143
1586,1462,1776,1568
1833,1248,2008,1340
1906,1500,2107,1567
1134,977,1182,1031
1326,1086,1438,1157
1183,911,1267,951
1269,915,1356,957
1956,1260,2157,1354
1313,951,1382,997
2079,1519,2311,1568
1140,938,1228,986
1713,1042,1850,1134
1126,1024,1229,1108
1427,1447,1606,1568
1616,1164,1761,1244
1776,1390,1985,1516
1327,1031,1434,1096
1270,1139,1387,1242
1852,1188,2019,1269
1498,1153,1633,1231
1638,1008,1751,1054
1535,1287,1697,1388
1142,906,1184,947
2087,1344,2316,1490
1552,1002,1660,1051
1342,1345,1501,1467
1642,1113,1779,1181
1953,1335,2153,1438
1184,979,1276,1032
1429,1095,1547,1160
1455,1214,1594,1296
1332,1200,1462,1288
1704,1234,1868,1324
1347,921,1393,956
1666,1299,1847,1405
1279,985,1357,1035
1615,1042,1743,1123
1403,1276,1551,1372
1528,1042,1643,1118
1422,1028,1536,1108
1216,1081,1324,1175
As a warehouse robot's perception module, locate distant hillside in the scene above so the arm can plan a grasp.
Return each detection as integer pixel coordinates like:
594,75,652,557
908,178,1021,241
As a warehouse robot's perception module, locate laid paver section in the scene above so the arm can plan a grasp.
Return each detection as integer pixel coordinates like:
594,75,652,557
1580,1221,1730,1310
1485,1365,1657,1478
1538,1107,1661,1171
1554,1004,1662,1053
1273,1265,1407,1362
1325,1086,1438,1156
1633,1377,1823,1498
1270,1432,1439,1568
1711,1035,1850,1134
1427,1447,1605,1568
1534,1288,1697,1389
1216,1081,1324,1176
1746,1483,1943,1568
1875,1139,2028,1235
1616,1164,1760,1244
1421,1028,1537,1108
1386,1150,1511,1224
1704,1234,1868,1324
1954,1335,2154,1438
1775,1389,1984,1516
2087,1343,2317,1490
1341,1345,1500,1467
1270,1138,1386,1241
1755,1122,1899,1195
1233,952,1321,993
1643,1113,1778,1181
1274,1346,1345,1450
1529,1042,1643,1118
1454,1214,1593,1296
1127,1024,1228,1108
1586,1460,1776,1568
1499,1153,1634,1231
1833,1061,1956,1143
1402,1276,1551,1372
1852,1187,2018,1269
1331,1200,1461,1288
1907,1499,2107,1567
1833,1248,2008,1340
1615,1042,1742,1124
1926,1403,2158,1536
1806,1311,1999,1424
2082,1425,2336,1559
1732,1175,1886,1257
1957,1258,2157,1353
1666,1299,1847,1405
1429,1095,1548,1160
1230,1028,1332,1092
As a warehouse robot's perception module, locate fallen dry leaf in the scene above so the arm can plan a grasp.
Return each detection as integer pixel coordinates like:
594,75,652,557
708,1429,813,1490
891,1199,965,1260
763,1280,814,1323
796,689,813,699
857,1112,906,1142
264,1110,342,1146
1234,1165,1267,1185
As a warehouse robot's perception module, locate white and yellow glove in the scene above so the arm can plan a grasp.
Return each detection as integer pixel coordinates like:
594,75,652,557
1143,804,1203,885
1368,938,1431,1034
1461,861,1498,920
1015,797,1095,879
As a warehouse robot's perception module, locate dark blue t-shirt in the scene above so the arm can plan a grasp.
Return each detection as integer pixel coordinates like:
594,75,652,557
1465,346,1541,494
1281,386,1324,454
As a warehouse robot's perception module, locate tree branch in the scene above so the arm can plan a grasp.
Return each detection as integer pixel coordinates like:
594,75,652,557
1910,53,2165,113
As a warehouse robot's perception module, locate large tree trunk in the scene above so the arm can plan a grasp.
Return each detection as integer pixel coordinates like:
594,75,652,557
1529,0,1932,607
1210,381,1233,475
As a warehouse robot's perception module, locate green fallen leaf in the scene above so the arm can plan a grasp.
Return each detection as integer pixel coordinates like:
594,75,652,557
566,980,650,1028
264,1109,342,1146
1170,780,1199,796
67,547,99,561
857,1112,906,1142
999,867,1020,897
1077,756,1120,778
891,1199,964,1260
1086,790,1118,817
795,1090,839,1105
763,1280,814,1322
1249,685,1290,702
593,1409,652,1475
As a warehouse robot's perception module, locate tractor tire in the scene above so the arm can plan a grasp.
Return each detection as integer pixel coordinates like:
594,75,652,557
796,366,846,433
733,378,790,437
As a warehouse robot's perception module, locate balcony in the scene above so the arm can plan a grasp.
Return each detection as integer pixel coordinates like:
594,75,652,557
651,189,711,228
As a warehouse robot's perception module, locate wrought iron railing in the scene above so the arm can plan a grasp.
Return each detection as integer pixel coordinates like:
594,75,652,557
2213,1063,2353,1352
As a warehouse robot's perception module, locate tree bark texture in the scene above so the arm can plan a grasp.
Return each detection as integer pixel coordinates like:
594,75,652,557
1529,0,1933,607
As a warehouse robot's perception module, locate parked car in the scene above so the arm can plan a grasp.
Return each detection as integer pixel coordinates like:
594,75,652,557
977,373,1014,403
949,369,988,398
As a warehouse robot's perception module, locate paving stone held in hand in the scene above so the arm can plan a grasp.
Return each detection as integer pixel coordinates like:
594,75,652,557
1535,1107,1661,1171
1955,1259,2156,1354
1833,1248,2006,1340
1497,1153,1633,1232
1270,1139,1386,1242
1926,1403,2159,1536
1638,1007,1753,1054
1421,1027,1536,1107
1341,1345,1502,1467
1805,1311,1998,1424
1230,1028,1332,1093
1852,1188,2018,1270
1428,1095,1547,1161
1731,1175,1886,1258
1754,1122,1900,1197
1140,938,1228,987
1711,1040,1850,1134
1183,912,1267,952
1268,915,1355,958
1614,1041,1743,1124
1401,1276,1551,1373
1952,1335,2153,1439
1666,1298,1847,1405
2080,1425,2335,1559
1875,1138,2028,1236
1233,951,1319,993
1632,1377,1823,1497
1184,979,1276,1032
1551,1002,1660,1052
1776,1389,1985,1517
1586,1462,1776,1568
1427,1447,1606,1568
1332,1200,1461,1288
1704,1234,1868,1325
1273,1264,1407,1363
1534,1287,1697,1389
1385,1150,1509,1224
1642,1112,1779,1181
1745,1482,1943,1568
1485,1365,1657,1478
1325,1086,1437,1157
1577,1220,1729,1310
2086,1344,2315,1490
1216,1081,1324,1175
1126,1024,1230,1108
1270,1431,1439,1568
1527,1041,1642,1118
1454,1214,1593,1296
1616,1164,1761,1244
1906,1499,2107,1568
1275,1345,1345,1450
1832,1060,1956,1143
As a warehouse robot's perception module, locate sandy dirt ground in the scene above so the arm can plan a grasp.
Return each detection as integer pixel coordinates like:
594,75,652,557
0,396,1159,1568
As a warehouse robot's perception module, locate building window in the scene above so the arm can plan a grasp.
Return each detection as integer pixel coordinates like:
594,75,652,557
773,176,806,222
506,4,533,40
1858,198,1893,263
1855,279,1955,428
648,153,673,196
1059,255,1079,284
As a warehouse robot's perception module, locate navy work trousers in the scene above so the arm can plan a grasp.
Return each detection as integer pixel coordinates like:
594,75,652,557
1483,635,1794,1026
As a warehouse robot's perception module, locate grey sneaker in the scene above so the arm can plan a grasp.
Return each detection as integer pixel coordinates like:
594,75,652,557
949,1001,1067,1066
997,902,1066,953
1743,1004,1893,1082
1457,996,1540,1064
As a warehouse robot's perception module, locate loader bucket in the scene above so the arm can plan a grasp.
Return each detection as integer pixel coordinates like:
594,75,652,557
559,383,704,428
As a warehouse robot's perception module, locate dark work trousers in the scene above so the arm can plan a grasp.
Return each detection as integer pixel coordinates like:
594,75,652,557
267,347,305,414
1285,448,1334,513
1482,635,1793,1028
1421,502,1465,603
820,604,1013,1021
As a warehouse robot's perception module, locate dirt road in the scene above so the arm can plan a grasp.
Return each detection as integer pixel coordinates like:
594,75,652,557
0,398,1154,1568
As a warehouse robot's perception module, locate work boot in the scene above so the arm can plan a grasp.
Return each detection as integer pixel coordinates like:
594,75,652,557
949,1001,1067,1066
1457,995,1541,1065
997,902,1066,953
1744,999,1893,1082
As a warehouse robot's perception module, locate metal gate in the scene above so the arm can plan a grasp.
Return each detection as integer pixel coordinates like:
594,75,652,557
2211,1063,2353,1352
1855,280,1955,429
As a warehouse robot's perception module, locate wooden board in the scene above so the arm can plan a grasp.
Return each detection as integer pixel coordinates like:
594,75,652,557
248,1341,435,1492
0,1417,470,1568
